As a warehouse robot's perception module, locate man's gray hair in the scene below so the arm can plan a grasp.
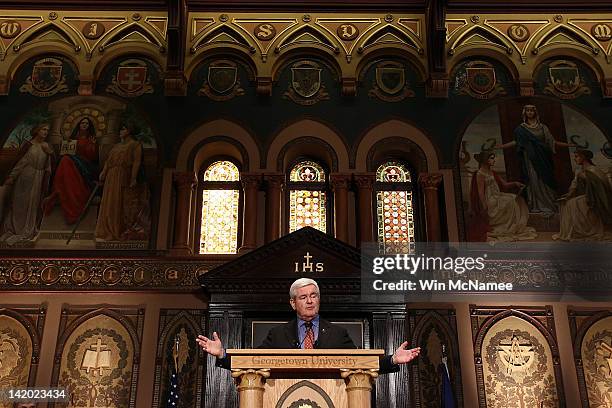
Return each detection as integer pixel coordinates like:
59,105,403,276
289,278,320,299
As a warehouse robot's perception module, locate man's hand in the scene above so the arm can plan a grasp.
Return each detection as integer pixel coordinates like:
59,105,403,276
391,341,421,365
196,332,224,357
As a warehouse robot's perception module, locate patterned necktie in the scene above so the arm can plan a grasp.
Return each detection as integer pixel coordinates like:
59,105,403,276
303,321,314,349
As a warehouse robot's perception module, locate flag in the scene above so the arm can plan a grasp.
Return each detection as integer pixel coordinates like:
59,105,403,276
166,369,179,407
440,354,456,408
166,335,180,407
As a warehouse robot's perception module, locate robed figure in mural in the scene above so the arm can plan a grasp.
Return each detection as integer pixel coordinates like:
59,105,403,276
95,123,149,241
468,151,537,242
0,123,54,244
496,105,574,214
43,117,98,224
553,149,612,241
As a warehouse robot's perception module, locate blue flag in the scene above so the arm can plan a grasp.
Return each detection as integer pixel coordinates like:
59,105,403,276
440,356,456,408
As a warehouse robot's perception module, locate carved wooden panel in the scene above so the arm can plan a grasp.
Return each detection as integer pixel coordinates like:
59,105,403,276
0,304,46,393
568,308,612,408
50,305,144,408
470,305,564,408
407,308,463,407
153,309,207,408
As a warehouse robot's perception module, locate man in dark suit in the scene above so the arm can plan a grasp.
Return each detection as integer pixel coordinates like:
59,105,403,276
197,278,420,373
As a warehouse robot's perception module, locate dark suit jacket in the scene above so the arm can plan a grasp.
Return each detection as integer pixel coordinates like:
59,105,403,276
216,318,400,374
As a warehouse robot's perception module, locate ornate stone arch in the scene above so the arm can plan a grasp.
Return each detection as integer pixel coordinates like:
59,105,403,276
354,119,439,172
266,118,349,172
176,118,260,172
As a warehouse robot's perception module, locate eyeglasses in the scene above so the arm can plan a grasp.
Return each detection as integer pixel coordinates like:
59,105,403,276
296,293,319,301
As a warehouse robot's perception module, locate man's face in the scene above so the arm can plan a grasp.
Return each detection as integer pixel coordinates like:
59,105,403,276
290,284,320,321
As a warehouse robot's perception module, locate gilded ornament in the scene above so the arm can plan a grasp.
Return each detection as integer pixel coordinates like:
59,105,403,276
9,266,29,285
0,20,21,39
507,24,530,42
254,23,276,40
82,21,105,40
337,23,359,41
71,266,92,285
591,23,612,41
40,266,61,285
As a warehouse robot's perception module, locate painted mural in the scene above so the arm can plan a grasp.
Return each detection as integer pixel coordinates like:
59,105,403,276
460,99,612,242
0,96,157,249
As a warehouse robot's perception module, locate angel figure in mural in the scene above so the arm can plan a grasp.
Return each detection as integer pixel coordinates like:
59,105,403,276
495,104,575,215
42,117,99,224
468,150,537,243
0,123,54,244
553,149,612,241
95,122,150,241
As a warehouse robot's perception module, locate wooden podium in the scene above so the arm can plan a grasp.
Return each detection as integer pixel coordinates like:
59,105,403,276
227,349,384,408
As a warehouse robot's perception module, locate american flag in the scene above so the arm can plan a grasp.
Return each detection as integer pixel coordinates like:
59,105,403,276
166,369,179,407
166,335,180,407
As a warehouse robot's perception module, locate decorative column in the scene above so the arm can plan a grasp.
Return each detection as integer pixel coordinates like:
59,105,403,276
240,173,261,252
264,174,284,243
418,173,443,242
330,174,350,243
355,174,375,247
341,369,379,408
171,171,197,255
231,369,270,408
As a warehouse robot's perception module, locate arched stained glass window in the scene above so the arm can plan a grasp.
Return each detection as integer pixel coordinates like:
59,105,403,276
375,161,415,253
288,160,328,233
199,160,240,254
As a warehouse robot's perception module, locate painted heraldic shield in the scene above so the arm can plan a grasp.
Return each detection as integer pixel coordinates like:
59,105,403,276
376,67,405,95
117,65,147,94
466,66,496,95
208,65,237,94
291,63,322,98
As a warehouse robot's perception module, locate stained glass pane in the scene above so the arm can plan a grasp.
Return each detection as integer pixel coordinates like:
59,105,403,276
377,190,414,253
289,190,326,233
376,162,411,183
204,160,240,181
200,189,239,254
289,161,325,182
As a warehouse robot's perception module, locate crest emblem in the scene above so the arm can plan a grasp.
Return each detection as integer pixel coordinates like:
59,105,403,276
376,67,405,95
369,62,414,102
284,61,329,105
454,61,506,99
19,57,68,97
208,65,237,94
292,63,321,98
466,66,496,95
544,60,590,99
106,59,154,97
117,66,147,94
198,60,244,101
